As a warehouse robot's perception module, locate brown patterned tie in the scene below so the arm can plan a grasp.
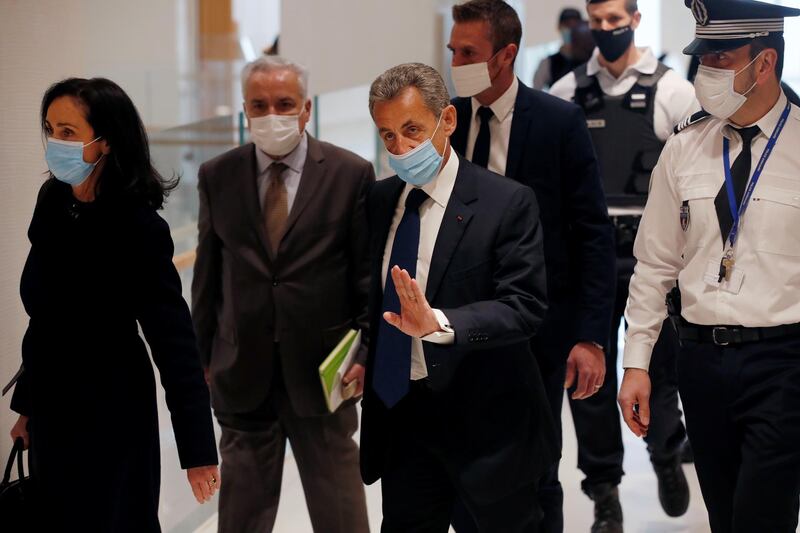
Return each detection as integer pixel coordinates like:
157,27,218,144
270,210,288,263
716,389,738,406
263,162,288,255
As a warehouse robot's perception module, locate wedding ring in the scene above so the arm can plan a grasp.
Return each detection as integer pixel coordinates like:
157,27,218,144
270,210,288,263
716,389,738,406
209,476,217,486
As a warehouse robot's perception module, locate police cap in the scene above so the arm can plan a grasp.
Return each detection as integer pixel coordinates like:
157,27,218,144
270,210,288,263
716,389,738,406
683,0,800,56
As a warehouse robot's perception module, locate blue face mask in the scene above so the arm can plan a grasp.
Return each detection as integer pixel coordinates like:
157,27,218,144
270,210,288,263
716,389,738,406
388,114,447,187
45,137,103,186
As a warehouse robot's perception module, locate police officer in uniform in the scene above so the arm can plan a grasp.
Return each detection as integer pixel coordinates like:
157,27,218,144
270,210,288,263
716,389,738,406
619,1,800,531
550,0,698,527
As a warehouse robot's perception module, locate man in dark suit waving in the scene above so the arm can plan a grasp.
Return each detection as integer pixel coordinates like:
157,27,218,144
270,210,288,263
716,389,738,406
447,2,617,532
360,62,557,533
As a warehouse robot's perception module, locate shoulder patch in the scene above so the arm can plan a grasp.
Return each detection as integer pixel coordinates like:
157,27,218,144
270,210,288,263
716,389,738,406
673,110,711,135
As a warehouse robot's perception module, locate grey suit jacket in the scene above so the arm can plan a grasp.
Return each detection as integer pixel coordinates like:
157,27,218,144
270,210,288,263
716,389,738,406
192,135,374,416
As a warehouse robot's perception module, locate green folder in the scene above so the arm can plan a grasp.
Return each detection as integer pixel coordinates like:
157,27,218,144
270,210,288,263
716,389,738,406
319,329,361,412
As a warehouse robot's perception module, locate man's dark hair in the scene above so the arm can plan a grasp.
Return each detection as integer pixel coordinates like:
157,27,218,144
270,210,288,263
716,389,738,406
587,0,639,15
750,34,785,80
452,0,522,62
559,8,583,25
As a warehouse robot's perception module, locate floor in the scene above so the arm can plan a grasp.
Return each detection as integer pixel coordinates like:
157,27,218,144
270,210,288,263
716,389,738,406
174,328,799,533
192,398,713,533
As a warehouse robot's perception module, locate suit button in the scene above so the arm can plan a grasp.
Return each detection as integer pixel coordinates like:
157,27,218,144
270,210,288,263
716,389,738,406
272,278,279,287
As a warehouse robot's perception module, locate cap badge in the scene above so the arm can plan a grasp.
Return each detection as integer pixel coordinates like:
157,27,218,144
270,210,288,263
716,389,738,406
691,0,710,26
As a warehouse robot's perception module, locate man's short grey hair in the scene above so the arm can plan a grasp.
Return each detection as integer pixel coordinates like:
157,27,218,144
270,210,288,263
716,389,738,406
241,55,309,99
368,63,450,118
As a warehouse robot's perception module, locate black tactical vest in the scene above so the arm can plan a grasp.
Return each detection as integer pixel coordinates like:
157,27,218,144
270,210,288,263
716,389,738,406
573,62,670,208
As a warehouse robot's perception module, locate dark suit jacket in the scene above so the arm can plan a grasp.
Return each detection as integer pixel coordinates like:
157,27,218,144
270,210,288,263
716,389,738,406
452,81,616,361
360,156,558,505
192,136,374,416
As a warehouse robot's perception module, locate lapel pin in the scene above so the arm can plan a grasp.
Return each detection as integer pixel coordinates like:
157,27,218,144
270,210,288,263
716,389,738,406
457,215,463,222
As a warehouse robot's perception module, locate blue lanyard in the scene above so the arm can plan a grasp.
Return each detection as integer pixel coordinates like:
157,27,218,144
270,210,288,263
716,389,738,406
723,100,791,248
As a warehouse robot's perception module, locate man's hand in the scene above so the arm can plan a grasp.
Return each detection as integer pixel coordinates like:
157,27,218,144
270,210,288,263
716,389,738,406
342,363,365,398
564,342,606,400
187,465,220,503
383,266,440,338
618,368,651,437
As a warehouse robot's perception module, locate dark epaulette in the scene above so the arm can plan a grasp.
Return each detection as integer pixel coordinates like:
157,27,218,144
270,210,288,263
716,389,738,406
673,110,711,135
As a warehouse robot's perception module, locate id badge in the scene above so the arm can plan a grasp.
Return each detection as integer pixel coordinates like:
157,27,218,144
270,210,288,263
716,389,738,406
703,260,744,294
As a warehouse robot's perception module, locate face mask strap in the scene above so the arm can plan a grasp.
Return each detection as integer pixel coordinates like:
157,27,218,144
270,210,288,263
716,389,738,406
485,46,507,79
735,51,764,98
734,50,764,78
431,112,444,139
83,136,102,148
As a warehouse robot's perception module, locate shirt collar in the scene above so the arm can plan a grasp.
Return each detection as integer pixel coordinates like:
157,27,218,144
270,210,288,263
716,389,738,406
586,47,657,78
401,144,458,209
470,77,519,124
721,90,789,141
255,131,308,174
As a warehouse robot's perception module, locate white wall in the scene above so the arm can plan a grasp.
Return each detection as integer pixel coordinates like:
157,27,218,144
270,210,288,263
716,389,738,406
77,0,195,129
234,0,280,58
660,0,696,73
524,0,581,46
281,0,444,96
0,0,87,474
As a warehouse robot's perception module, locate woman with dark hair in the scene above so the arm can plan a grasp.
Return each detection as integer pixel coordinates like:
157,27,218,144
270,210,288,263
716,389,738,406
7,77,219,531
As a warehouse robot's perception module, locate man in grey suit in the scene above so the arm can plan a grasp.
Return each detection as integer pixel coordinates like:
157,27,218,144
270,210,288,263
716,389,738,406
192,56,373,532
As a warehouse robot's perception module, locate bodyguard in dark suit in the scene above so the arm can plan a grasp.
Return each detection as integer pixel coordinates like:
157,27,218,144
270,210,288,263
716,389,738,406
361,62,557,533
447,2,617,532
191,56,372,532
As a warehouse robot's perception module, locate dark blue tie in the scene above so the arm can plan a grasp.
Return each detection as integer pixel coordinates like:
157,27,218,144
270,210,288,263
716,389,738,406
471,106,494,168
373,188,429,408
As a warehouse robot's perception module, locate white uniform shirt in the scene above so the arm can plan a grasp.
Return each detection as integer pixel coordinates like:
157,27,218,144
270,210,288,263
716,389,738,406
623,92,800,370
464,77,518,175
550,48,700,142
381,148,458,380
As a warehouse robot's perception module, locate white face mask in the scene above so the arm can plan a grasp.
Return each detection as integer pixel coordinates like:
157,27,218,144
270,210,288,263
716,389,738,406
249,114,303,157
451,61,493,97
693,52,762,120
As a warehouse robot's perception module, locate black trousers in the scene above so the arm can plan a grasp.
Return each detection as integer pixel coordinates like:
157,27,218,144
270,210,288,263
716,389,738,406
384,381,541,533
677,334,800,533
535,273,686,533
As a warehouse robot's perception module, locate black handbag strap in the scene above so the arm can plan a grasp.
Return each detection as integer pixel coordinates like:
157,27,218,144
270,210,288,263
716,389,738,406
2,438,25,486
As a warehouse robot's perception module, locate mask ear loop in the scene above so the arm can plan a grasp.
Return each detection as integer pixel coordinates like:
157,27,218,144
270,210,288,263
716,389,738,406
735,51,764,97
431,112,450,176
485,46,507,81
84,136,105,165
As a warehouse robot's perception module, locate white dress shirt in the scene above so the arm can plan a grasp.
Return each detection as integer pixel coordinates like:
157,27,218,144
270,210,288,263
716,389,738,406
623,92,800,370
550,48,700,142
381,148,459,380
465,77,518,175
255,132,308,213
